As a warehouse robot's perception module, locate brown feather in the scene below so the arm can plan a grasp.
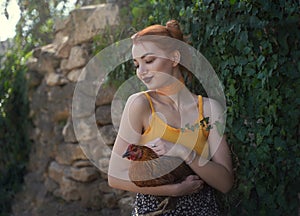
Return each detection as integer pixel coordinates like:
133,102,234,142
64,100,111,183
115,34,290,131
122,144,198,214
123,144,195,187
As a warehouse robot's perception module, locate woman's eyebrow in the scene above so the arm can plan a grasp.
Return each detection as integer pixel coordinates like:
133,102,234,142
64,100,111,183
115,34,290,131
133,52,155,60
141,52,155,59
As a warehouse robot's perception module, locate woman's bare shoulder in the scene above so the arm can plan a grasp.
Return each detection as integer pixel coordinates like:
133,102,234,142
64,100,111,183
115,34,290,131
124,92,152,116
202,97,226,119
127,92,149,108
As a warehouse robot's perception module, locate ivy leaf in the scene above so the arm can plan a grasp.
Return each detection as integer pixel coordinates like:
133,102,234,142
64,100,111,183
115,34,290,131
190,125,195,131
185,123,190,129
230,0,236,5
257,55,265,67
206,125,213,131
200,117,210,125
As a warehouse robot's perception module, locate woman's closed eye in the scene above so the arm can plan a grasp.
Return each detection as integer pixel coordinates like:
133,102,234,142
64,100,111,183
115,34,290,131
144,57,155,64
133,57,155,69
145,59,154,64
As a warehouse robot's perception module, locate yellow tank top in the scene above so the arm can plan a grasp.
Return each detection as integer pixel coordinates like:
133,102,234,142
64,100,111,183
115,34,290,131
139,92,210,158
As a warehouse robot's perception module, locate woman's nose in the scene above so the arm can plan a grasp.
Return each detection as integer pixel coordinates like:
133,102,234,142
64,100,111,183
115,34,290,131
137,65,147,75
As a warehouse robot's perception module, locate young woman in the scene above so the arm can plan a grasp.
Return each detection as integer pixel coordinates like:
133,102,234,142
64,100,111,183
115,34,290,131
108,20,233,215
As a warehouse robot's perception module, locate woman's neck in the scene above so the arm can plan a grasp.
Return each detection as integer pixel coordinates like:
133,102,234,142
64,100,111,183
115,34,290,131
155,75,185,96
155,78,195,112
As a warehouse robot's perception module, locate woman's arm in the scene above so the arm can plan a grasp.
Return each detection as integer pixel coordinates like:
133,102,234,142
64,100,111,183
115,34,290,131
149,98,234,193
184,98,234,193
108,93,203,196
187,136,234,194
108,136,203,196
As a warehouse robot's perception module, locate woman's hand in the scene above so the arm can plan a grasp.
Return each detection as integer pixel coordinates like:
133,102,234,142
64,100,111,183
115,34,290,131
146,138,190,160
173,175,204,196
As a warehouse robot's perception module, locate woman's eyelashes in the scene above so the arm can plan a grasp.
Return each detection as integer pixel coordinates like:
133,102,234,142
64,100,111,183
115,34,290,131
145,57,155,64
133,57,155,69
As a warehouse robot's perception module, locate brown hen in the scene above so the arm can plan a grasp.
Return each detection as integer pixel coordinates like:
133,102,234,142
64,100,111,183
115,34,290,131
122,144,196,215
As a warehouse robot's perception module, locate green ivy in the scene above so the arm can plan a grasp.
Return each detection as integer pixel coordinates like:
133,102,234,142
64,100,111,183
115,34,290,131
0,47,31,215
134,0,300,215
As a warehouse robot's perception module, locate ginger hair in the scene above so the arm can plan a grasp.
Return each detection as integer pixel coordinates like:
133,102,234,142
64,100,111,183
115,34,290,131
131,20,192,82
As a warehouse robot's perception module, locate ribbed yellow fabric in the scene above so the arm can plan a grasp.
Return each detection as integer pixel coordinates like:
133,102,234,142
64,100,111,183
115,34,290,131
139,92,210,158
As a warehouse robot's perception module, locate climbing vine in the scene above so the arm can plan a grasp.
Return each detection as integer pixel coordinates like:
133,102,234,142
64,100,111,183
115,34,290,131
129,0,300,214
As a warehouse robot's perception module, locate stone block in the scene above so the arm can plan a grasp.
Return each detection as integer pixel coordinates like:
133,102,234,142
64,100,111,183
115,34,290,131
44,176,59,193
69,4,119,45
67,68,83,82
65,46,88,70
55,143,87,165
48,160,70,184
72,160,93,168
70,166,99,182
96,84,117,106
98,124,117,145
45,72,68,86
60,176,81,201
95,105,112,125
118,196,135,216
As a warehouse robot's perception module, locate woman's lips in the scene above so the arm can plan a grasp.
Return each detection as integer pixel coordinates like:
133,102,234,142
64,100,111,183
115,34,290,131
142,76,153,83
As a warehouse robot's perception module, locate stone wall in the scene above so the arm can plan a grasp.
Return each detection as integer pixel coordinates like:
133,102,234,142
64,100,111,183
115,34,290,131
20,3,134,215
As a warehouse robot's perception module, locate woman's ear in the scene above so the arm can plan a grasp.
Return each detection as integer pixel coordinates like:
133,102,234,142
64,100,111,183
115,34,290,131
171,50,181,67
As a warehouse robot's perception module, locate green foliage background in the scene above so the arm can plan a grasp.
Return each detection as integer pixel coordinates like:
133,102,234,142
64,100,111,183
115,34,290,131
0,45,30,214
129,0,300,214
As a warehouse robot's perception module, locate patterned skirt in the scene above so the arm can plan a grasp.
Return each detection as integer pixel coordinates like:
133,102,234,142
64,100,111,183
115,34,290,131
132,185,220,216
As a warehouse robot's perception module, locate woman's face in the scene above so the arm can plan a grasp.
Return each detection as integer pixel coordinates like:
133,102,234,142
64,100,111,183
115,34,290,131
132,41,176,90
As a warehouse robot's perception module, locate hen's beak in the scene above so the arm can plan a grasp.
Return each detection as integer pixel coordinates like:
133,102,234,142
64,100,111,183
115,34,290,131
122,150,130,158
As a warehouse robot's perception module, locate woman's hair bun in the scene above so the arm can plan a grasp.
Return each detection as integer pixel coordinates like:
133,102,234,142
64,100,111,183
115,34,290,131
166,20,183,40
166,20,181,31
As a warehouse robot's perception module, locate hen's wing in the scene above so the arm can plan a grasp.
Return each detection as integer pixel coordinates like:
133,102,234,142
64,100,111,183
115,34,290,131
129,156,194,187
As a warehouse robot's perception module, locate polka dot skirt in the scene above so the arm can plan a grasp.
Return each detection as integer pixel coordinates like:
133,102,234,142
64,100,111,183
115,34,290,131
132,185,220,216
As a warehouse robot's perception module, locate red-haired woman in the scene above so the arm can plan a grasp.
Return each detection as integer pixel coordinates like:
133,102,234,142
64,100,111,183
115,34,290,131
108,20,233,215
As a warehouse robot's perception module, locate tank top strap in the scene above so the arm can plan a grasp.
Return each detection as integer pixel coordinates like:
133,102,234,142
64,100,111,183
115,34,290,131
198,95,204,120
143,91,155,113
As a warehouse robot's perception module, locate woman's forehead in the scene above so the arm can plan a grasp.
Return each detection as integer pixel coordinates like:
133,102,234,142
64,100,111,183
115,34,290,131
132,41,168,59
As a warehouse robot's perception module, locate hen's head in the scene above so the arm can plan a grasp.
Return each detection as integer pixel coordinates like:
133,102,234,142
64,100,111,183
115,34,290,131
122,144,157,161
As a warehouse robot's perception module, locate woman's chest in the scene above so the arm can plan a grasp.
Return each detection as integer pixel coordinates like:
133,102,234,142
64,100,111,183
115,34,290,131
152,100,199,129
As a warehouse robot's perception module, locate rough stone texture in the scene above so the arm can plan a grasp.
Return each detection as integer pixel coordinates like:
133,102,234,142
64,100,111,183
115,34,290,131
65,46,89,71
32,44,61,74
119,196,135,215
96,83,117,106
95,104,112,125
45,72,68,86
62,118,77,143
55,143,87,165
99,124,117,145
67,68,83,82
13,3,135,215
69,166,99,182
69,4,119,45
48,160,69,184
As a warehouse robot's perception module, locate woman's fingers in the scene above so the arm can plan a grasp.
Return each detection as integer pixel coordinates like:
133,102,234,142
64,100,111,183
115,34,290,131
145,138,161,148
183,175,204,194
185,175,200,181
